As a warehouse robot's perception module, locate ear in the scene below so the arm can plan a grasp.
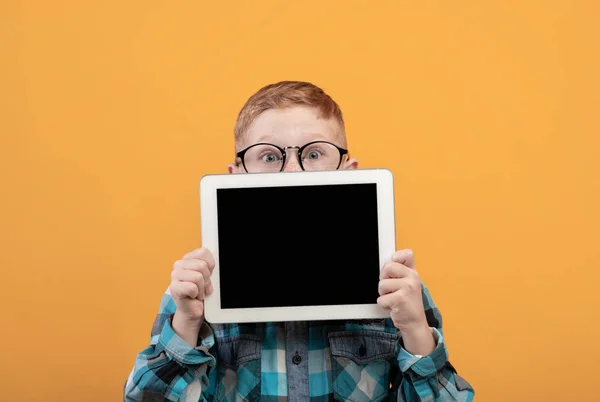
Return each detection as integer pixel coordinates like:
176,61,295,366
227,163,244,174
340,157,359,170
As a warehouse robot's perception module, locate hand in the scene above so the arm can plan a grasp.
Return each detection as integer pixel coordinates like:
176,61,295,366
170,247,215,322
377,249,428,335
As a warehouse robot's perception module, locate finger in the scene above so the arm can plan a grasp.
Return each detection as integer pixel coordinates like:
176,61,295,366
174,258,210,276
392,249,415,269
377,293,395,309
196,278,206,300
378,278,404,295
171,281,200,300
183,248,216,272
172,264,212,294
172,269,204,286
380,261,412,279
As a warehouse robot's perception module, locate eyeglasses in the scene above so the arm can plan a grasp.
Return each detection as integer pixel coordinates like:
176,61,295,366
235,141,349,173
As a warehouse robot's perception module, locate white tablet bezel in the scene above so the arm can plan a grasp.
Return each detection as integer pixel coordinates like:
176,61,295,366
200,168,396,324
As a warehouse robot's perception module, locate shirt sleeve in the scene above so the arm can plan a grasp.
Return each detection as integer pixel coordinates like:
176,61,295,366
123,288,217,402
395,283,475,402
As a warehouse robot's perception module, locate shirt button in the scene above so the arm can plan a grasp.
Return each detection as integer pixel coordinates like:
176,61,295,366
359,344,366,357
292,353,302,365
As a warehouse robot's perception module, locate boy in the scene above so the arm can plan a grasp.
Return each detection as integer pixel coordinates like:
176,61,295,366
124,81,474,401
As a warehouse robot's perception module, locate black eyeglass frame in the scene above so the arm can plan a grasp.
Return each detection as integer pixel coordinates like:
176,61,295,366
235,140,349,173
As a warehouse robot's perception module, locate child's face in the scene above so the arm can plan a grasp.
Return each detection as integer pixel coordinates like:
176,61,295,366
228,106,358,174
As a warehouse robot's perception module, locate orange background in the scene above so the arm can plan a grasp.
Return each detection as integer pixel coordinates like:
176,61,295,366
1,1,599,401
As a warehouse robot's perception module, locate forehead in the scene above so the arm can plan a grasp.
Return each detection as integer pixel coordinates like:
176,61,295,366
241,106,342,148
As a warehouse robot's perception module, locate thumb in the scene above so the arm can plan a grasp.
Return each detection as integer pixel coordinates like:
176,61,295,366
392,249,415,269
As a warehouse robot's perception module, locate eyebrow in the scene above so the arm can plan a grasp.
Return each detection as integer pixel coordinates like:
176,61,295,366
253,133,330,145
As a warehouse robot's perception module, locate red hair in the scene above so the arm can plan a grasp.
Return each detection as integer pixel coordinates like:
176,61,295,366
233,81,346,145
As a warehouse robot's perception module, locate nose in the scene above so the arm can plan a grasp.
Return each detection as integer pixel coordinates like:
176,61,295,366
283,152,302,172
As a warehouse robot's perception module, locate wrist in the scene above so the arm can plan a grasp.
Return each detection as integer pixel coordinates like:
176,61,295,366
399,321,435,356
172,311,204,347
399,320,430,338
173,310,204,326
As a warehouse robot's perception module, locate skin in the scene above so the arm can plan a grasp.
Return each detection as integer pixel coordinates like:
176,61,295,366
171,106,436,356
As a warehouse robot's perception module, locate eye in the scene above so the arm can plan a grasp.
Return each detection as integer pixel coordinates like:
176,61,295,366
306,150,321,160
261,152,280,163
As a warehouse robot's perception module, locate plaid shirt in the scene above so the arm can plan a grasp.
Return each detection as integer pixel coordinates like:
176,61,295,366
124,284,474,402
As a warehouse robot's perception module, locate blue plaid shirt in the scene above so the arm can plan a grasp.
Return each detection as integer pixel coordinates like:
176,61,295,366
124,283,474,401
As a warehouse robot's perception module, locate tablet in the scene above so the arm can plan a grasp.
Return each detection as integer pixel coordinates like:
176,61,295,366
199,168,396,324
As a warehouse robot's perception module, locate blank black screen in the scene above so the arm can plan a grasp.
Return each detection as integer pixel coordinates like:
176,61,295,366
216,183,380,309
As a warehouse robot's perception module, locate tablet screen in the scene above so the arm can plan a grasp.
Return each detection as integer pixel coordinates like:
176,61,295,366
216,183,381,309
